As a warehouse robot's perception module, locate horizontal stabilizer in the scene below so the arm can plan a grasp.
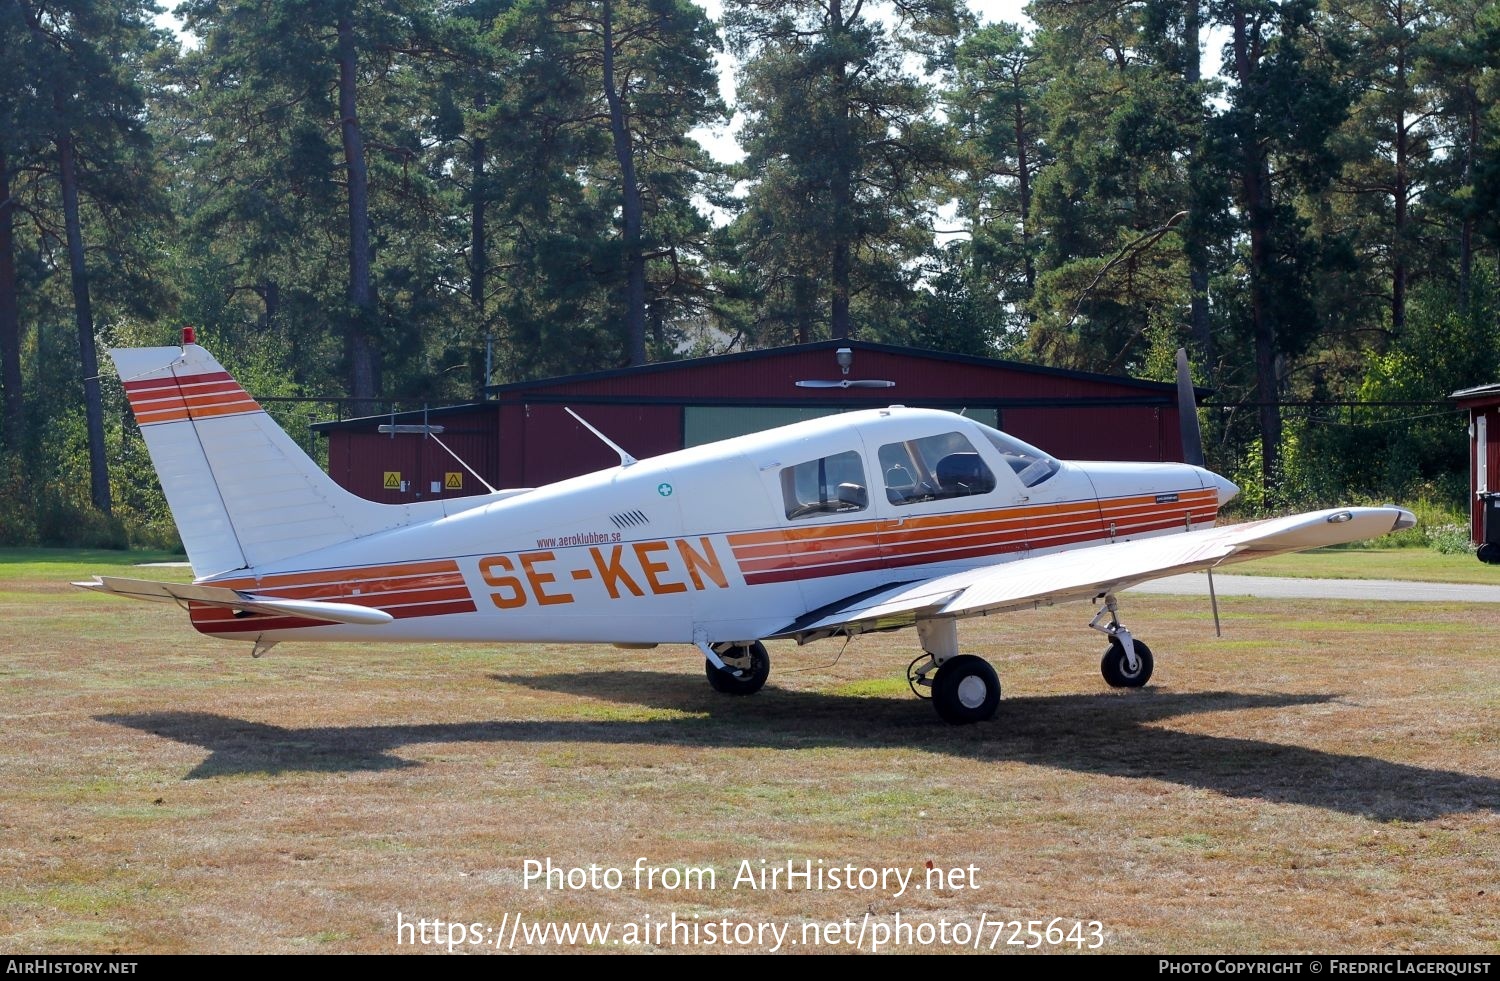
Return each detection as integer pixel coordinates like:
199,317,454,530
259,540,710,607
73,576,395,626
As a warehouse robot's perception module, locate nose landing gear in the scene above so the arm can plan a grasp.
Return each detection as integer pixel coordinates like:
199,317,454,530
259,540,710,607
1090,594,1154,688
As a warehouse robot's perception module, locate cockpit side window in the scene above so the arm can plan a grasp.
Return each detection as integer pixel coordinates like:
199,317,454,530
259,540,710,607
879,431,997,506
977,424,1061,488
780,450,869,519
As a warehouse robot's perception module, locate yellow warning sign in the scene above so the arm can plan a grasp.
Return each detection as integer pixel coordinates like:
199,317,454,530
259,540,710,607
444,472,463,490
383,471,401,490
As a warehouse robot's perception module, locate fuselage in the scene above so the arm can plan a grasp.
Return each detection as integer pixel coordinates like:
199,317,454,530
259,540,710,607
190,407,1237,646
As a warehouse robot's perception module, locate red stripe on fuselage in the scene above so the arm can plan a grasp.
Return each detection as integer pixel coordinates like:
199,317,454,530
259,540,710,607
188,560,477,636
728,489,1218,585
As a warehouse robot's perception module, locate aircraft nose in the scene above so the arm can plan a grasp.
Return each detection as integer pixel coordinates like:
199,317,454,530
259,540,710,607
1203,469,1238,505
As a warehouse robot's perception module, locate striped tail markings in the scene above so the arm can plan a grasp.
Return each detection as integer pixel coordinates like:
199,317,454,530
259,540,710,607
123,371,262,426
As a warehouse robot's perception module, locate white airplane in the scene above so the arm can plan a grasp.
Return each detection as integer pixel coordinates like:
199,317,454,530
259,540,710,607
78,335,1415,724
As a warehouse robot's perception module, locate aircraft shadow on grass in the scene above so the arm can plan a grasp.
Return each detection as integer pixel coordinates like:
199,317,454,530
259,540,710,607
97,674,1498,823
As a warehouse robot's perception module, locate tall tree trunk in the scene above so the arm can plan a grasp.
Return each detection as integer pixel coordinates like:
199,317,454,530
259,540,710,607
1391,36,1408,335
470,94,490,385
794,277,813,345
600,0,647,365
257,278,279,330
1184,0,1213,366
827,0,852,339
1232,9,1280,491
0,152,23,453
470,94,487,316
1459,83,1477,313
337,11,378,407
57,128,111,514
1012,96,1034,295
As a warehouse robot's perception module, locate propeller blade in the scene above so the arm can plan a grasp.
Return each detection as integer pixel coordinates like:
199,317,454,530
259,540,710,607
794,379,897,389
1176,348,1206,467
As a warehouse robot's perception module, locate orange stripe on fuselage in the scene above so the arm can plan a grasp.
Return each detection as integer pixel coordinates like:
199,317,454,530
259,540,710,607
728,489,1219,585
211,559,465,591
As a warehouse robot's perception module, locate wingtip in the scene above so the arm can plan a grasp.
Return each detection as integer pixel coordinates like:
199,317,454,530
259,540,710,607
1391,508,1418,532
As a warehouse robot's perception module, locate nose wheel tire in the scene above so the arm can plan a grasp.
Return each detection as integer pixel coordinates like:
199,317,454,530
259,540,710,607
931,654,1001,725
705,641,770,695
1101,638,1154,688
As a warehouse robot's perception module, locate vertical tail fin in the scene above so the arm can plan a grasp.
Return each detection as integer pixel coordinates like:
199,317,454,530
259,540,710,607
112,342,407,578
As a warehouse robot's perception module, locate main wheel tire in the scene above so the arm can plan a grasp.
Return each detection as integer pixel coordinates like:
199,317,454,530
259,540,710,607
1101,638,1154,688
705,641,770,695
931,654,1001,725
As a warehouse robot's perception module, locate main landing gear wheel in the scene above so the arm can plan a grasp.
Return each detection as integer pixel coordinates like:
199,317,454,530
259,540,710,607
931,654,1001,725
1101,638,1154,688
705,641,770,695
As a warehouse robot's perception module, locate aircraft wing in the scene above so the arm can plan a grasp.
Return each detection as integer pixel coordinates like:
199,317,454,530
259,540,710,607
73,576,396,626
777,506,1415,642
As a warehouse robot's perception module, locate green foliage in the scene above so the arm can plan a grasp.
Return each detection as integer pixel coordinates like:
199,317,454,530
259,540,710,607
1022,0,1211,375
1427,523,1477,555
2,0,1500,548
1268,275,1500,512
725,0,958,344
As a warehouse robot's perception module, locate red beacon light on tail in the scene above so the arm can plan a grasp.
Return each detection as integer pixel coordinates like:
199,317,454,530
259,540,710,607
181,326,196,346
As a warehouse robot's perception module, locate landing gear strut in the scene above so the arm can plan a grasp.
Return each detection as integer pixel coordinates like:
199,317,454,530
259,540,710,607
909,619,1000,725
1090,594,1154,688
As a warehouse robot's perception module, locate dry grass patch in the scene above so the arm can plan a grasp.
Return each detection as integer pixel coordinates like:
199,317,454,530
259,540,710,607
0,560,1495,954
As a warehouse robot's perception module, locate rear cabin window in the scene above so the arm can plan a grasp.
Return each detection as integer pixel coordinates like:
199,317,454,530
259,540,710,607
780,451,869,519
879,432,997,505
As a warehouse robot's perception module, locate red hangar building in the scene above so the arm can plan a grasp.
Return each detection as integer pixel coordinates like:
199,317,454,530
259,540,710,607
311,340,1203,505
1451,382,1500,562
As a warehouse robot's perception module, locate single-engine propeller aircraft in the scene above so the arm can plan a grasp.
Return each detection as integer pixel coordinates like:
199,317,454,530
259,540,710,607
78,333,1416,724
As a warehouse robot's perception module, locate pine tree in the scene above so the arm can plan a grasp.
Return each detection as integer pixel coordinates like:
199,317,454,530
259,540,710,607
13,0,168,514
726,0,958,343
940,21,1047,344
179,0,439,407
1210,0,1353,488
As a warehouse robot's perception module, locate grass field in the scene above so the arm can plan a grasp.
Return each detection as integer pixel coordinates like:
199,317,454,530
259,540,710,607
1,550,1496,954
1225,548,1500,584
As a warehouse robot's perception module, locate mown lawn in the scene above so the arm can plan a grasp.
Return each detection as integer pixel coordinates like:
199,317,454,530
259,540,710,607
1223,548,1500,584
0,550,1494,953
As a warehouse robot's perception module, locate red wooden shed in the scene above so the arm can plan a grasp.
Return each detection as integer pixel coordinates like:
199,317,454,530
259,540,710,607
1451,382,1500,555
312,340,1199,504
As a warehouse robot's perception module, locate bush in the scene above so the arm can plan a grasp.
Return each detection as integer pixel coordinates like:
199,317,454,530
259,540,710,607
1426,523,1477,555
29,480,129,549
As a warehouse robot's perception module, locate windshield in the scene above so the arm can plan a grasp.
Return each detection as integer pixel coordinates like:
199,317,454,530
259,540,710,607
976,424,1061,488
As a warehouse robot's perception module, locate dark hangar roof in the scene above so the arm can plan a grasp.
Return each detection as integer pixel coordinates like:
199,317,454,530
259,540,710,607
312,339,1204,433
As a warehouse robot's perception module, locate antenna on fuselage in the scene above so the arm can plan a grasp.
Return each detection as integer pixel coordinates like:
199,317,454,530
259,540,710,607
565,407,637,468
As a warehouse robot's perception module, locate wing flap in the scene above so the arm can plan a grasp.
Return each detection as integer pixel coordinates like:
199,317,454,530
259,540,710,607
782,583,964,639
73,575,395,626
781,506,1414,639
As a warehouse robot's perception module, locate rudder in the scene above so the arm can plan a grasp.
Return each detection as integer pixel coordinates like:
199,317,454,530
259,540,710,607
112,341,408,579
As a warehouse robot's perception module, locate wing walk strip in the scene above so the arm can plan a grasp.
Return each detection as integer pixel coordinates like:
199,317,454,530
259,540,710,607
728,490,1219,585
190,560,477,634
122,371,262,426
